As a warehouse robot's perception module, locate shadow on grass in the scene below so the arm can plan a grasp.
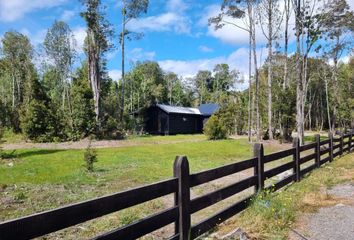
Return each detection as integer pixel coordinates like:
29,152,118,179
6,149,66,159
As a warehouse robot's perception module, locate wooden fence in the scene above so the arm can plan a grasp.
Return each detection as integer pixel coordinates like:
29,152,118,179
0,133,353,240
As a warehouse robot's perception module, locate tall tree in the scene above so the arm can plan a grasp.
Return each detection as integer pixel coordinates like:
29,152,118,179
194,70,213,104
81,0,112,125
283,0,291,89
1,31,34,131
318,0,354,131
119,0,149,121
258,0,283,140
43,20,76,111
209,0,260,141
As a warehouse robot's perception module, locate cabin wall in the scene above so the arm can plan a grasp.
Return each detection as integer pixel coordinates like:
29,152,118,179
145,107,203,135
168,113,202,134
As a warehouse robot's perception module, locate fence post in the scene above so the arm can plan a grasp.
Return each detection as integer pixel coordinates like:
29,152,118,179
253,143,264,191
340,133,344,156
293,137,300,181
173,156,191,240
315,134,321,167
329,132,333,162
349,133,352,153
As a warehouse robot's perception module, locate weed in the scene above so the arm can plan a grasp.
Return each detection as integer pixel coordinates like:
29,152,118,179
84,140,97,172
14,191,27,202
119,209,140,226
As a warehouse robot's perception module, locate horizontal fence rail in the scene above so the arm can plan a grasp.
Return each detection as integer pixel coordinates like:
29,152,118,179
0,132,353,240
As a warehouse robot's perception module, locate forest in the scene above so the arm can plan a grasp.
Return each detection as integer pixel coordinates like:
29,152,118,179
0,0,353,144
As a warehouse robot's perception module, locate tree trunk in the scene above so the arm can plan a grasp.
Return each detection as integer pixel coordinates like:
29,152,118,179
267,0,273,140
295,0,304,145
247,4,253,142
120,5,126,122
283,0,290,89
88,30,100,124
252,25,260,142
12,71,15,109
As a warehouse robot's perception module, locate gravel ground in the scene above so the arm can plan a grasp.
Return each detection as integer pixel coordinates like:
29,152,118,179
290,183,354,240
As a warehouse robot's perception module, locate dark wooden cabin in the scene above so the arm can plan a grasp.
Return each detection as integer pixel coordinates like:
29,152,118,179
145,104,203,135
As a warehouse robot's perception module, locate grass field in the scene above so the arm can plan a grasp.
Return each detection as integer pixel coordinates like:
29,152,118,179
0,133,331,239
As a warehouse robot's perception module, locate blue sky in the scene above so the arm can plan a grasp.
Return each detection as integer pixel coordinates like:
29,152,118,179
0,0,353,85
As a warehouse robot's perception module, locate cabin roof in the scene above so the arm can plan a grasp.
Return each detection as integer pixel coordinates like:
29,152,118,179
198,103,220,116
156,104,201,115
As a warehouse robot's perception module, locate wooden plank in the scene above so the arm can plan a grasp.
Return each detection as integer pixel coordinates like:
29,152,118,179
92,207,178,240
320,156,330,165
190,196,253,239
333,144,341,150
0,178,178,240
190,158,256,187
299,142,316,152
333,151,341,158
190,176,256,214
264,161,294,179
263,148,295,163
300,164,317,176
333,138,341,143
168,234,179,240
320,148,330,155
320,139,330,145
299,153,316,164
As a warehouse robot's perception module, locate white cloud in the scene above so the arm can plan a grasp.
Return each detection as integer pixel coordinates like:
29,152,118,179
0,0,67,22
199,45,213,52
129,48,156,61
349,0,354,10
200,3,298,47
108,69,122,81
127,12,191,34
19,28,46,47
166,0,188,12
200,4,267,46
72,27,87,54
159,46,268,89
60,10,75,21
127,0,191,34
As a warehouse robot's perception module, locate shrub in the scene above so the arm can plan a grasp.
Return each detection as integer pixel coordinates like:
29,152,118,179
84,140,97,172
20,99,58,142
100,115,126,140
204,114,228,140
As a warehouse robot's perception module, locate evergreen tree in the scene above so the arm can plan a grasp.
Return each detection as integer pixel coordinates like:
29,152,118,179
70,63,96,140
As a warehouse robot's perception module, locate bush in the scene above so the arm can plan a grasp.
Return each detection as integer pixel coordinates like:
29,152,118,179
84,140,97,172
204,114,228,140
20,99,58,142
99,115,126,140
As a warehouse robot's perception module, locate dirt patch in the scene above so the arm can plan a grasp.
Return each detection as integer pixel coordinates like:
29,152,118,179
290,183,354,240
2,138,206,150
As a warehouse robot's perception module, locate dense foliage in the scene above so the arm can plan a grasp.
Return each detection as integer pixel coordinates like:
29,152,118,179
0,0,352,143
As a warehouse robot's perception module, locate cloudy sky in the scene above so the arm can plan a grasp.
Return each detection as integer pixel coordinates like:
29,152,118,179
0,0,353,84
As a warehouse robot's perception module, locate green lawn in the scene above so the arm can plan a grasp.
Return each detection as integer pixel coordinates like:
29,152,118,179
1,138,254,186
0,135,313,239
